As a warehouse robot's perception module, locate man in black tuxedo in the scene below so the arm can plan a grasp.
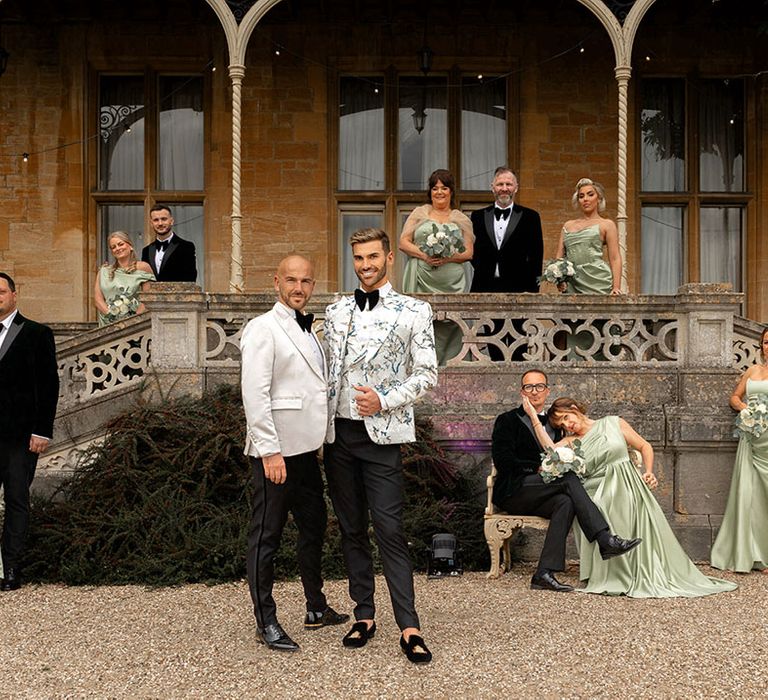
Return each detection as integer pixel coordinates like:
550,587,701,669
0,273,59,591
491,369,640,591
470,167,543,360
141,205,198,282
470,167,543,294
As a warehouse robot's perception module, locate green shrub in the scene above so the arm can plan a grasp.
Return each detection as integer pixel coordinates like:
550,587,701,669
26,385,487,585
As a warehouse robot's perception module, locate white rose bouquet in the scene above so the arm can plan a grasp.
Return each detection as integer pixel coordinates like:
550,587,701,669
734,393,768,440
538,258,577,287
105,292,140,323
539,440,587,484
420,223,466,260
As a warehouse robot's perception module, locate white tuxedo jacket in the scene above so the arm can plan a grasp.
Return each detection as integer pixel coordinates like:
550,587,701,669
241,302,328,458
324,289,438,445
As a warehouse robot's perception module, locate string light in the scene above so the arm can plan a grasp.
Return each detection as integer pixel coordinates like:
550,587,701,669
22,153,29,163
477,73,483,80
579,46,585,54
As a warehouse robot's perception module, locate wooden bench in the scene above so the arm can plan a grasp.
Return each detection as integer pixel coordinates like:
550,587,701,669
484,462,548,579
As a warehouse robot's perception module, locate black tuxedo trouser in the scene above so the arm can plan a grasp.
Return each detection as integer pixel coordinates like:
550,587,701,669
499,471,609,572
246,451,328,628
324,418,419,631
0,439,39,571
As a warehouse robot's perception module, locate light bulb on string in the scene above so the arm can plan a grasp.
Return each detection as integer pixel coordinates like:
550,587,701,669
22,153,29,163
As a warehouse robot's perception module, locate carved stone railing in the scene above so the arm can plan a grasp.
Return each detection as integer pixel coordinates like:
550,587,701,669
56,314,151,411
733,315,764,372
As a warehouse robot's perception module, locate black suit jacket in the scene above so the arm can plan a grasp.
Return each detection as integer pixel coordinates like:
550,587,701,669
470,203,543,293
491,406,563,506
0,313,59,442
142,234,198,282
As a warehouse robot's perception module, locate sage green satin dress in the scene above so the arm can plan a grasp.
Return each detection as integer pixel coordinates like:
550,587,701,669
710,378,768,572
97,266,155,327
401,218,466,365
563,224,613,294
573,416,737,597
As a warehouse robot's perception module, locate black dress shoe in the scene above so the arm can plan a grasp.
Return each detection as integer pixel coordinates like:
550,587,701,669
304,606,350,629
342,621,376,648
400,634,432,664
530,570,574,592
0,569,21,592
256,623,299,652
599,535,642,560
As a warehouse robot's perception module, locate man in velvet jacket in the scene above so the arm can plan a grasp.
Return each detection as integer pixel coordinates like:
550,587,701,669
491,369,640,592
141,205,198,283
0,273,59,591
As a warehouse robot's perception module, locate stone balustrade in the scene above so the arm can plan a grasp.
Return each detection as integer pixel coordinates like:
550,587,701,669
45,283,764,557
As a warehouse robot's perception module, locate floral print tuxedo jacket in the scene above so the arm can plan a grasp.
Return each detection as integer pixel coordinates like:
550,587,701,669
323,289,438,445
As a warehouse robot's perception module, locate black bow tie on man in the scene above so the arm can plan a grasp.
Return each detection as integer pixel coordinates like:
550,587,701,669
354,288,380,312
294,310,314,333
494,207,511,221
156,239,170,251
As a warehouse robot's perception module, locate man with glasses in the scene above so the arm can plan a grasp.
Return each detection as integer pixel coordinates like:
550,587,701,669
491,369,640,591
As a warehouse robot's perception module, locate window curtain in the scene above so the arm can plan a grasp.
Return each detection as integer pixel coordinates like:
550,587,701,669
339,79,385,190
461,78,506,191
640,79,684,192
700,207,742,291
159,77,204,191
699,80,744,192
99,77,144,191
641,206,683,294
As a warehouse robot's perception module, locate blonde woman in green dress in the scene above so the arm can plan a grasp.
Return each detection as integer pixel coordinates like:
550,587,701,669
711,327,768,573
399,169,473,364
554,178,622,295
525,396,737,598
94,231,155,327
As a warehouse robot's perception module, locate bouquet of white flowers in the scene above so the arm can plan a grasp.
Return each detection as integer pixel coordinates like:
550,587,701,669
420,223,466,260
105,293,140,323
538,258,577,287
734,393,768,440
539,440,587,484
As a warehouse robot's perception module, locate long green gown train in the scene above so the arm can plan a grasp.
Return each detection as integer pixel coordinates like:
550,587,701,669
563,224,612,294
710,378,768,572
572,416,737,597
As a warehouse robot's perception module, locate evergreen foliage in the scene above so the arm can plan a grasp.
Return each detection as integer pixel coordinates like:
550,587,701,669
26,385,487,585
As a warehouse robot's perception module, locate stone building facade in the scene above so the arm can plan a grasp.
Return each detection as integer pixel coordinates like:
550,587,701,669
0,0,766,322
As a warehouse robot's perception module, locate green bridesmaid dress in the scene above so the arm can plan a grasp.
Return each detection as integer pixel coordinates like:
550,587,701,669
563,224,613,294
710,378,768,572
401,218,466,365
572,416,737,597
98,266,155,327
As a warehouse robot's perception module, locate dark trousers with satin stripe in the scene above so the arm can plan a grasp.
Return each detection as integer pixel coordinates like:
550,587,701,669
499,471,609,572
324,418,419,631
0,439,39,571
246,451,328,628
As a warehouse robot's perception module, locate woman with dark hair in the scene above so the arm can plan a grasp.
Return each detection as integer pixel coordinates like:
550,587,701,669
554,177,622,294
399,169,474,364
523,395,736,597
711,327,768,572
94,231,155,327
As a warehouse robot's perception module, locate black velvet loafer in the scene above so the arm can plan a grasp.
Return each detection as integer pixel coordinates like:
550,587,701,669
342,621,376,648
400,634,432,664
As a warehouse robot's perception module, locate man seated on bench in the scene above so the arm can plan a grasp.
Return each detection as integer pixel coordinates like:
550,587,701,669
491,369,640,592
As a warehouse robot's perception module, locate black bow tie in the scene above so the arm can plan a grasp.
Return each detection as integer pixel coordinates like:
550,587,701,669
354,288,380,312
295,311,314,333
495,207,511,221
156,239,170,251
538,414,548,425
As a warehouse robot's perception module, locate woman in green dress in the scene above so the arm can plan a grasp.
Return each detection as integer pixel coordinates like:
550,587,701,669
554,178,622,295
524,396,737,598
94,231,155,327
711,327,768,573
399,169,474,364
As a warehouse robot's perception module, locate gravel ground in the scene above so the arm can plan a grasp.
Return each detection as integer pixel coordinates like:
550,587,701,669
0,565,765,699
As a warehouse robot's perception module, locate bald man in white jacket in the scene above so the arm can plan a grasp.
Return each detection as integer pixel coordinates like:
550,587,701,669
241,255,348,652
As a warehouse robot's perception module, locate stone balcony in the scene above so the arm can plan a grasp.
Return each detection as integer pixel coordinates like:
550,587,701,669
45,283,764,559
